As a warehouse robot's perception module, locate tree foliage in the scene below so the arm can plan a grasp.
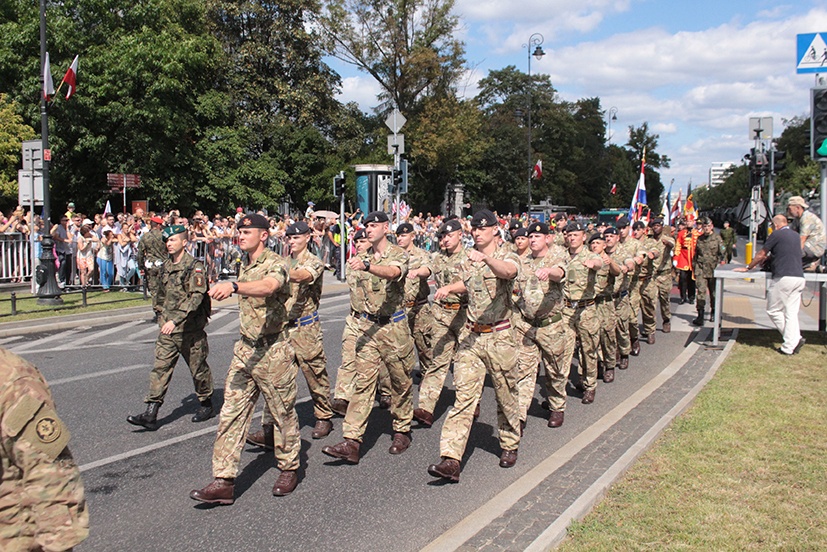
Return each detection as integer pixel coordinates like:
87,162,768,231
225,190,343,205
0,93,36,202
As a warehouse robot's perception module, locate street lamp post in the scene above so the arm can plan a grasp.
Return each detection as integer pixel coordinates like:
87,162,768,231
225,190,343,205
607,106,618,142
524,33,545,215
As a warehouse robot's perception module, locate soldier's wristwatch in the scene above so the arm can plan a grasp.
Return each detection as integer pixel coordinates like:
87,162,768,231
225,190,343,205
363,260,371,272
231,282,239,294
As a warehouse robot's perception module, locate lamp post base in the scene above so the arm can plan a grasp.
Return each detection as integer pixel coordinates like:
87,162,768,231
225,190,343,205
35,234,64,305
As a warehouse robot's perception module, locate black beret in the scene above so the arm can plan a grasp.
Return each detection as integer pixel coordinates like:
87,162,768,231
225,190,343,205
616,215,630,228
632,221,647,230
528,222,549,235
395,222,415,235
588,232,606,244
514,228,529,238
602,226,618,235
285,221,311,235
553,212,567,222
596,220,608,227
364,211,389,224
508,219,522,231
651,217,664,226
438,219,462,236
470,209,498,228
353,228,367,241
565,221,585,233
238,214,270,229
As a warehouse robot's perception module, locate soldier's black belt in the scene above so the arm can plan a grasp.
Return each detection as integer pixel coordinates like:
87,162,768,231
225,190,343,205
638,275,651,281
595,295,614,305
524,312,563,328
355,310,407,325
239,333,280,349
286,311,319,328
612,290,629,299
564,298,595,309
467,320,511,334
438,302,465,311
404,299,430,309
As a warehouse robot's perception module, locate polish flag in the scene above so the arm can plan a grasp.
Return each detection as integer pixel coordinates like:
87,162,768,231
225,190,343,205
43,52,55,100
610,183,617,195
531,160,542,180
60,55,79,100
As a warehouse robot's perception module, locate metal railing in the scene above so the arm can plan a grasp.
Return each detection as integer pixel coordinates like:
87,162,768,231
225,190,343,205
1,233,33,284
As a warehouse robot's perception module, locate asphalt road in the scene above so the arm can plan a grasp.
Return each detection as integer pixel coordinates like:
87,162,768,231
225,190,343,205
4,292,700,551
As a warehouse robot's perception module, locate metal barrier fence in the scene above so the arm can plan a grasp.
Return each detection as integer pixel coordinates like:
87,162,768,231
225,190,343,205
1,233,33,283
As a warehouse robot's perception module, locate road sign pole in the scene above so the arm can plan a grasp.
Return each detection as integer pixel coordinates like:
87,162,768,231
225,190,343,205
820,160,827,332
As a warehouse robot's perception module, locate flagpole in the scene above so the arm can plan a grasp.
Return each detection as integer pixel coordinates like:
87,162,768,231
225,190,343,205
37,0,62,304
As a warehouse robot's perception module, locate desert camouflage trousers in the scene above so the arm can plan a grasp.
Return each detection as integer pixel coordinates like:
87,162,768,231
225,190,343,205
439,328,521,461
408,304,434,377
641,271,671,334
628,280,642,343
595,299,618,367
213,336,299,475
417,306,467,414
614,293,632,356
146,329,212,404
514,314,572,415
262,320,332,424
563,305,600,392
333,314,391,401
342,318,415,441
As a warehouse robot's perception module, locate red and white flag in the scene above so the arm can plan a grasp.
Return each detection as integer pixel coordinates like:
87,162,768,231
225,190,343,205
43,52,55,100
531,160,542,180
60,55,79,100
610,183,617,195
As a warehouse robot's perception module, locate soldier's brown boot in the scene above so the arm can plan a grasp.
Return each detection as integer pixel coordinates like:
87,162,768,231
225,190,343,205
428,457,460,482
619,355,629,370
388,432,411,454
548,411,564,428
582,389,595,404
190,478,234,505
272,470,298,496
662,320,671,333
127,402,160,431
378,394,392,409
322,439,360,464
330,398,349,417
473,403,481,420
647,333,655,344
631,339,641,356
499,449,518,468
311,419,333,439
413,408,434,427
603,367,615,383
246,424,274,449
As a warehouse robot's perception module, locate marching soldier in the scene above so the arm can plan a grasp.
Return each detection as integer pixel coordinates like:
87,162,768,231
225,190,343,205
322,211,415,464
631,221,660,345
645,218,676,335
589,232,621,384
604,226,639,372
191,213,300,503
128,224,214,431
0,348,89,551
719,220,737,264
414,219,468,428
692,217,725,326
137,215,167,322
512,222,569,428
247,221,334,448
618,217,644,356
427,209,522,483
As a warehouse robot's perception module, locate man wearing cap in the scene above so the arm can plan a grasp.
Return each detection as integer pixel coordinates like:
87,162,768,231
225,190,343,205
643,218,675,336
552,213,568,247
589,232,622,384
414,219,468,428
322,211,415,464
719,220,737,264
562,221,604,405
604,226,638,371
191,213,300,503
513,227,530,257
427,209,522,482
137,216,168,322
786,196,826,269
396,222,434,401
506,219,523,250
512,222,569,428
691,217,724,326
631,221,660,345
128,224,214,431
618,218,645,355
246,221,334,447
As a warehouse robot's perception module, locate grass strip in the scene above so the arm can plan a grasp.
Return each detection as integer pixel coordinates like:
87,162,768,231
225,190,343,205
0,290,149,322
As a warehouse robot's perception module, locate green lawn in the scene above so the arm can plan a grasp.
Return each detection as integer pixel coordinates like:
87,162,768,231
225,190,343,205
0,289,150,322
559,330,827,551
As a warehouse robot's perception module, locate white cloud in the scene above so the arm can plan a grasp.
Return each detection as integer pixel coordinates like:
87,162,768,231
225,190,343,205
652,122,677,134
336,75,384,112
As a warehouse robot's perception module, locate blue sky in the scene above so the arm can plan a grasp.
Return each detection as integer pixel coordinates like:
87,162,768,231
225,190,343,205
330,1,827,199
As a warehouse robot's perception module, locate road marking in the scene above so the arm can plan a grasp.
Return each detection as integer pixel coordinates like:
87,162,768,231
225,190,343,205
79,396,313,473
421,339,702,552
9,329,83,354
210,316,240,336
59,319,144,348
0,336,23,346
48,364,147,386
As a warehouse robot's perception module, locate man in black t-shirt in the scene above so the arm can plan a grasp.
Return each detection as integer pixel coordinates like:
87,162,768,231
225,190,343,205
735,214,805,354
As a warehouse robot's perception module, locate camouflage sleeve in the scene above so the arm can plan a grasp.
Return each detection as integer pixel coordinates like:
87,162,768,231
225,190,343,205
383,246,409,281
136,237,145,267
169,261,208,327
265,256,290,290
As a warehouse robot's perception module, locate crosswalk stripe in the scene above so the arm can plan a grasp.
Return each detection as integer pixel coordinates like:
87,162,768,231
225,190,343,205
10,329,84,354
66,319,144,348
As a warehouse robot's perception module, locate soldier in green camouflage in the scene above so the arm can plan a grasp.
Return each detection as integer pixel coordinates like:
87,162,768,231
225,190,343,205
512,222,570,428
128,224,214,431
0,348,89,551
644,218,676,336
427,209,522,483
414,219,468,428
604,226,639,371
719,221,737,263
618,218,645,355
191,213,300,503
322,211,416,464
631,221,660,346
692,217,725,326
562,221,604,404
247,221,334,449
137,216,167,322
589,232,622,384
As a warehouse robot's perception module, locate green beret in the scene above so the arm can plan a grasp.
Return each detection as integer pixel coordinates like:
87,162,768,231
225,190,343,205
162,225,187,240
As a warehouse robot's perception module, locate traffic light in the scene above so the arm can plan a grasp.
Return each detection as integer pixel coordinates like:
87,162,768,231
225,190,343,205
772,150,786,173
392,168,402,190
399,159,408,194
811,87,827,160
332,171,345,197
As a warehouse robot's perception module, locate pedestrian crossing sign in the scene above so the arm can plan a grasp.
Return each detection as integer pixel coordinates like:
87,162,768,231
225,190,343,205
797,33,827,74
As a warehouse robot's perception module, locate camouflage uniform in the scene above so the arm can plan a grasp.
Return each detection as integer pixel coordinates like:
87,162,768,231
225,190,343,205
0,348,88,551
137,227,167,317
719,226,737,263
563,248,602,392
513,244,570,417
147,251,213,405
343,244,415,441
417,247,468,414
634,235,660,338
623,236,645,344
213,249,299,476
439,247,522,461
609,242,637,357
693,232,724,318
644,231,675,334
262,248,332,425
592,252,617,370
403,245,434,383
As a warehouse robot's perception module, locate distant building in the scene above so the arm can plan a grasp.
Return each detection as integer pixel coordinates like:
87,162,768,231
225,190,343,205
709,162,736,187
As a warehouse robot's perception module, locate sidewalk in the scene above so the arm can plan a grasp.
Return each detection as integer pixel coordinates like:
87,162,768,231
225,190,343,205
0,272,350,338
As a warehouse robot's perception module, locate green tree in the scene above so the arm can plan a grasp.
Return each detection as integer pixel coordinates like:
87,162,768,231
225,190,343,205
0,93,36,204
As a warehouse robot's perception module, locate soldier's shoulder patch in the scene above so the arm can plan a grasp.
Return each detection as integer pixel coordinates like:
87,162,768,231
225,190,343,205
194,274,205,288
36,415,61,443
19,404,71,461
